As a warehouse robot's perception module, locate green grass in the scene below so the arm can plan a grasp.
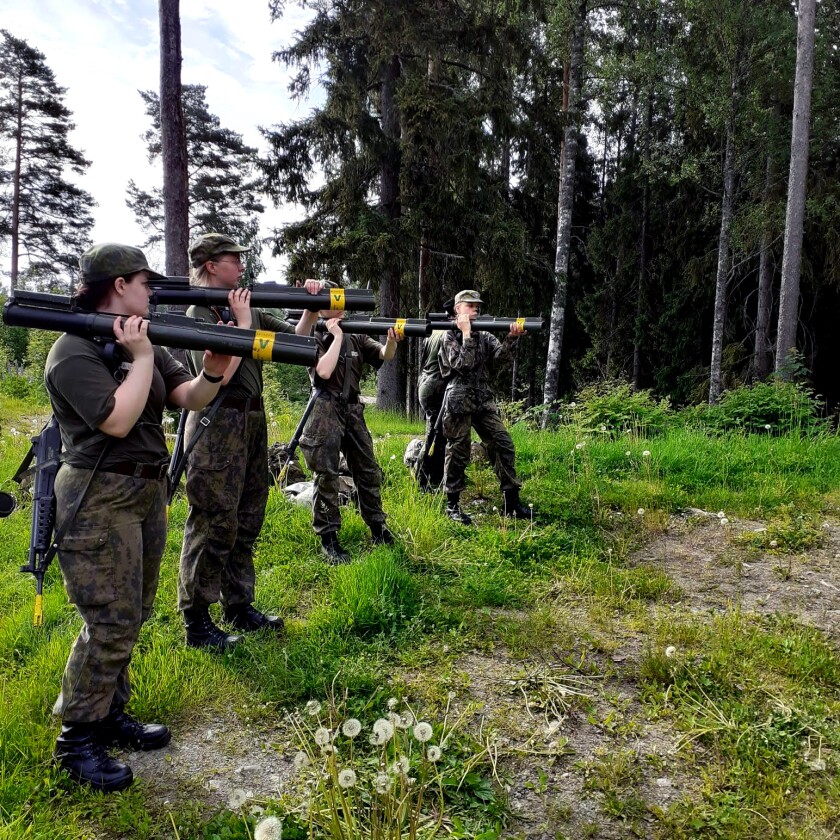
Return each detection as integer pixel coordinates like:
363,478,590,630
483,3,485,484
1,394,839,838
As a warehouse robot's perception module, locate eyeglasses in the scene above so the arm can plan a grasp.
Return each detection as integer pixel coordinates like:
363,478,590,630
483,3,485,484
212,255,243,266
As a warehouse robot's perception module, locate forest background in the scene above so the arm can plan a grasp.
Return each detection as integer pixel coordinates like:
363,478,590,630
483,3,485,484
1,0,839,414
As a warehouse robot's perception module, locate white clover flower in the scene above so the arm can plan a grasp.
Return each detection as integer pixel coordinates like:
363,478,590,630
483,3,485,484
387,697,398,710
642,450,651,458
575,441,586,450
374,773,391,794
372,718,395,744
665,645,677,658
254,816,283,840
637,508,645,516
293,751,311,770
306,700,322,716
314,727,331,747
342,718,362,738
337,768,357,789
426,745,442,762
720,518,729,526
413,722,433,742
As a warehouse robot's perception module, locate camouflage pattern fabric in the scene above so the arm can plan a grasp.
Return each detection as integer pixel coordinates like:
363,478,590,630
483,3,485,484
267,442,306,486
178,405,268,611
417,331,447,486
298,396,386,535
52,466,167,724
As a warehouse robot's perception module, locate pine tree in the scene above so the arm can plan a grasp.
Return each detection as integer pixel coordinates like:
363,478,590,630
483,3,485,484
126,85,266,277
0,30,95,289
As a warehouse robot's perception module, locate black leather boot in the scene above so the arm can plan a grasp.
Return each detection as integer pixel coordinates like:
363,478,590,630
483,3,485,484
224,603,285,633
54,723,134,792
320,532,351,564
446,493,473,525
183,605,242,651
100,705,171,751
503,488,532,520
370,524,395,545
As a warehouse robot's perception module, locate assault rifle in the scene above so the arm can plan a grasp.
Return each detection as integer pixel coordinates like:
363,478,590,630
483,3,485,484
288,315,431,338
3,290,317,366
427,313,544,333
147,277,376,312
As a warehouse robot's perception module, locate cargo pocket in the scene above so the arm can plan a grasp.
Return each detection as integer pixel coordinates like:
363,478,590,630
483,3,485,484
185,447,236,511
57,528,117,606
299,433,328,471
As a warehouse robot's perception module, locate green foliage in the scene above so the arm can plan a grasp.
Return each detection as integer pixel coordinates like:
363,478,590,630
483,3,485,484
574,380,672,436
688,380,828,435
739,503,826,553
0,375,35,400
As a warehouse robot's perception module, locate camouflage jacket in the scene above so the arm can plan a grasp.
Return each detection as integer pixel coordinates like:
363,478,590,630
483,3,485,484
439,329,512,413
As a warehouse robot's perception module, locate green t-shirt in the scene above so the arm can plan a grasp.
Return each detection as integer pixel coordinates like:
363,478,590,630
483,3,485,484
185,306,294,399
44,334,192,469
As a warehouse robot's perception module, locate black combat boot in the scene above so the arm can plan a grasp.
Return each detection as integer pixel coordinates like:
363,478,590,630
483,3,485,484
446,493,473,525
54,723,134,792
224,603,285,633
183,605,243,652
100,705,171,751
503,488,532,520
370,524,395,545
320,532,351,564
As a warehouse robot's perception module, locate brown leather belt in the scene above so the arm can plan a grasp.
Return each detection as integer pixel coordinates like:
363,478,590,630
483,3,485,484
221,396,264,412
102,461,168,480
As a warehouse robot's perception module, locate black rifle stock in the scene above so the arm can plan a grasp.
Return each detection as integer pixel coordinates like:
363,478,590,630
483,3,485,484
290,316,430,338
427,313,544,333
276,388,323,486
3,291,318,366
148,277,376,312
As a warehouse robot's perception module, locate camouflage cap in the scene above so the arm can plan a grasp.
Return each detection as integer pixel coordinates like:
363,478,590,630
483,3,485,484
189,232,249,267
79,243,165,283
454,289,484,305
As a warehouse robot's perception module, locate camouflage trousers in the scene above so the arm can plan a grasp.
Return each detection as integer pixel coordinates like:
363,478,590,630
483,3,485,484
299,396,386,536
52,466,167,724
418,377,446,487
178,405,268,611
442,400,521,494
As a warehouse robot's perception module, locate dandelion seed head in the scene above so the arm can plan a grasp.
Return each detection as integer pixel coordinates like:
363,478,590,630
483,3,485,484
372,718,395,744
413,722,433,742
665,646,677,658
254,816,283,840
637,508,645,516
427,745,442,762
570,402,576,408
342,718,362,738
306,700,322,716
293,751,310,770
338,768,357,788
374,773,390,793
387,697,398,710
625,451,631,457
720,518,729,526
314,727,331,747
642,450,651,457
390,454,396,460
764,424,771,430
600,424,607,432
770,539,778,547
575,441,586,450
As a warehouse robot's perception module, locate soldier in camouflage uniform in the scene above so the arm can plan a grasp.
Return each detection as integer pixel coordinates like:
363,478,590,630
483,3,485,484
439,290,533,525
44,243,232,792
299,311,403,563
177,233,322,651
416,329,447,491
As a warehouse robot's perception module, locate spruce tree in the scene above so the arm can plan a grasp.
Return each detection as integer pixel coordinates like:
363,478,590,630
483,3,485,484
0,30,95,289
126,85,266,277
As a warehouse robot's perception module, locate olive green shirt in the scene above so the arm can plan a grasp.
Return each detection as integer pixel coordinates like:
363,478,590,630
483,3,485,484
44,333,192,469
309,329,384,400
185,306,294,399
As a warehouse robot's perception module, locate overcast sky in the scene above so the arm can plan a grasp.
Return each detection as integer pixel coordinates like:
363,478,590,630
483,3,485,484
0,0,318,284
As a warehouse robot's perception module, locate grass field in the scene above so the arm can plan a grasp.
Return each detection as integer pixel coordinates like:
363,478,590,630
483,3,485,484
0,393,838,839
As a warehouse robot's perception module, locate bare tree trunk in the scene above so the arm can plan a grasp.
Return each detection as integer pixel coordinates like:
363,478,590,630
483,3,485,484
159,0,189,276
542,0,586,426
632,94,653,388
376,54,403,411
775,0,816,375
709,114,737,404
752,151,775,380
10,72,22,288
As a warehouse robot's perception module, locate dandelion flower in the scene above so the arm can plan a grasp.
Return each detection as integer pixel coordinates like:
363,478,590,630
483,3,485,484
575,441,586,450
637,508,645,516
642,450,651,458
314,727,331,747
293,751,311,770
306,700,322,716
374,773,390,794
413,722,433,742
338,768,357,788
342,718,362,738
372,718,395,744
254,816,283,840
665,645,677,658
427,745,442,762
387,697,398,710
720,518,729,526
764,424,771,430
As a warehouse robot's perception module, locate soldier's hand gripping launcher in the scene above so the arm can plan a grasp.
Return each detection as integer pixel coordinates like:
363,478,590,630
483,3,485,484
3,290,317,366
148,277,376,312
427,312,544,333
289,315,431,338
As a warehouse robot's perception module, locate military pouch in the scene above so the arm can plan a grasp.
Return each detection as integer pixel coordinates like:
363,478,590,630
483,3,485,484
57,528,117,607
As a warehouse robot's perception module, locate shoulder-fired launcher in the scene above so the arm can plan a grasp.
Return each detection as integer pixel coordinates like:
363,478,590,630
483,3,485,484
427,313,544,333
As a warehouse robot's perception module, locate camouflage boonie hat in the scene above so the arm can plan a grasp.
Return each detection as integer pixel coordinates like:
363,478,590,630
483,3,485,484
454,289,483,305
79,243,165,283
189,233,249,267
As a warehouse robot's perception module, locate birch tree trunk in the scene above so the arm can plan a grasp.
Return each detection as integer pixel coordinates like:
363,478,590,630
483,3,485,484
542,0,586,426
159,0,189,276
775,0,816,374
